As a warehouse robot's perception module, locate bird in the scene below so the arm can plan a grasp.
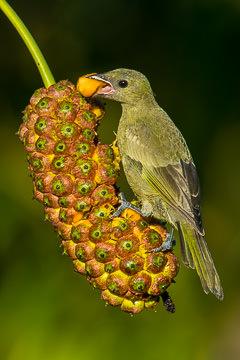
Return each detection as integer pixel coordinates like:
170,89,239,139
84,68,224,300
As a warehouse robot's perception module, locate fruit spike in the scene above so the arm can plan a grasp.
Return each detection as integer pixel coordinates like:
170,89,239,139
19,80,180,314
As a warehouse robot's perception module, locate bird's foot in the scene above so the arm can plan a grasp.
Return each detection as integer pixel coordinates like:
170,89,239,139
148,226,175,252
111,192,152,219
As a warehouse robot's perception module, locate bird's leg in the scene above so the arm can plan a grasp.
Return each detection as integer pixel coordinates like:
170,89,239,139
111,192,152,219
149,226,175,252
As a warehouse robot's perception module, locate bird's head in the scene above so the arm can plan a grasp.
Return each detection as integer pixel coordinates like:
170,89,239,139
77,68,154,105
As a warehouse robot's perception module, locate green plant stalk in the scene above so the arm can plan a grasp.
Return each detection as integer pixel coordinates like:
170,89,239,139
0,0,55,87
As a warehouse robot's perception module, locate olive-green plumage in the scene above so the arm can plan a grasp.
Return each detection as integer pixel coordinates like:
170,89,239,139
91,68,223,300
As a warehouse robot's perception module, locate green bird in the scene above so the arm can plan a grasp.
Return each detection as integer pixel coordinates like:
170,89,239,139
88,68,224,300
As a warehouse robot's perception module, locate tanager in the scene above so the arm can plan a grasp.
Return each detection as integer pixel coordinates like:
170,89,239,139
80,68,223,300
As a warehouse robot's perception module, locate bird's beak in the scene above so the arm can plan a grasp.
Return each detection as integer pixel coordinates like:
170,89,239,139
87,74,116,96
77,73,115,98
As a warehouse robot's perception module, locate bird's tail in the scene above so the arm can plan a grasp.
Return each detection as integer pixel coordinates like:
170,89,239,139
177,222,224,300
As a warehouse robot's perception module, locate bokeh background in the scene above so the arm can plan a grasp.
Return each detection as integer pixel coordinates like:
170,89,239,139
0,0,240,359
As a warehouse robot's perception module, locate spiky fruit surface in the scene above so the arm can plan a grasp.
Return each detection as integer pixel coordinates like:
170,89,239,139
19,80,180,314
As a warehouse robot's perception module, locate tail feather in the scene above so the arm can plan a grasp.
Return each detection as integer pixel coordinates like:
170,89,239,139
177,222,224,300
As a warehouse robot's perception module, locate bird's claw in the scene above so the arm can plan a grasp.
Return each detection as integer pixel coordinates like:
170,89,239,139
110,192,152,219
148,227,175,252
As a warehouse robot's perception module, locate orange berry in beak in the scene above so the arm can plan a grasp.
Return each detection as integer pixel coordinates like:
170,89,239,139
77,73,107,98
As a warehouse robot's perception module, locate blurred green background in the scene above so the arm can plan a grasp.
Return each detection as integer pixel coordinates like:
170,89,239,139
0,0,240,359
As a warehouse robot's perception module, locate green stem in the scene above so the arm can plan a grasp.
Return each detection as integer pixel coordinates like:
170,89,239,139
0,0,55,87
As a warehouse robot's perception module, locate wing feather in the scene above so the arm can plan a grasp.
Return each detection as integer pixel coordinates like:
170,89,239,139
122,120,204,234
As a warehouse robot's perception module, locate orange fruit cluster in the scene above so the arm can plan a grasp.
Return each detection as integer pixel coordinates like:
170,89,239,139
18,80,179,313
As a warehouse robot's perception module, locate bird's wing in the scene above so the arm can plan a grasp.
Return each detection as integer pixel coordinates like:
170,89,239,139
123,120,204,235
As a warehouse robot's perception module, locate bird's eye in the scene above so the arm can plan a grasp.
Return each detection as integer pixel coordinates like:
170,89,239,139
118,80,128,88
